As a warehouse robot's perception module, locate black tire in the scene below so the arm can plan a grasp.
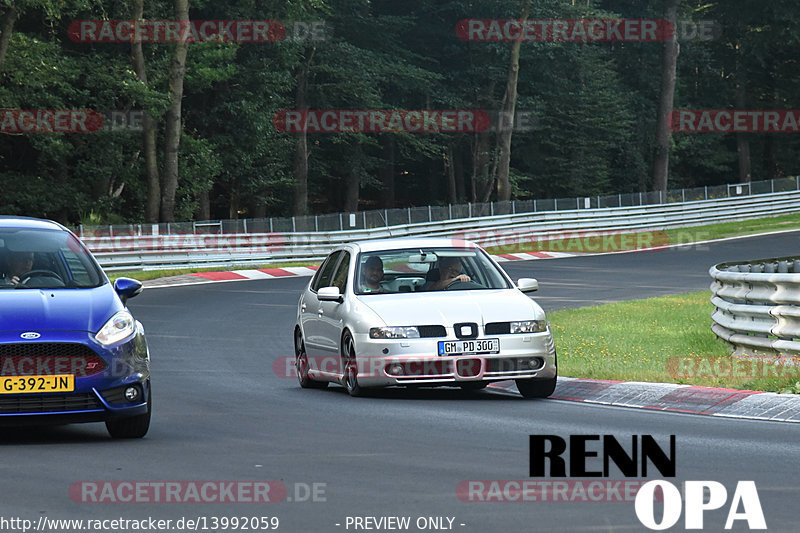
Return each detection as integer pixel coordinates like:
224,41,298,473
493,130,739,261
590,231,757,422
459,381,488,391
295,331,327,389
341,331,365,397
515,376,557,399
106,385,151,438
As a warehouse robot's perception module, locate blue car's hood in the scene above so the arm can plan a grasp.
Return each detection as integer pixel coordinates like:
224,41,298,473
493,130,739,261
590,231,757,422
0,284,122,333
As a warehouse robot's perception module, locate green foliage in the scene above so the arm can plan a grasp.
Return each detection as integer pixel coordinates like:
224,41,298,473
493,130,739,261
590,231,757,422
2,0,800,222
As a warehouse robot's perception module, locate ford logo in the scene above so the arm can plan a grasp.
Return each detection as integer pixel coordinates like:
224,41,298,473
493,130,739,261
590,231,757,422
20,332,41,340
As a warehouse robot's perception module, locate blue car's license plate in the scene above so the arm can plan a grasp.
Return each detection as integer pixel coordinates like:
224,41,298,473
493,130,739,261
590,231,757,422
438,338,499,356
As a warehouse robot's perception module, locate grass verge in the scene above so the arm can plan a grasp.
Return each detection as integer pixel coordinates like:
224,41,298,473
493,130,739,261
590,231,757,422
549,290,800,393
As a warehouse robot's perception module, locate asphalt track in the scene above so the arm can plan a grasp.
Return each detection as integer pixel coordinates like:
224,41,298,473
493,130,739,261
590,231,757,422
1,231,800,532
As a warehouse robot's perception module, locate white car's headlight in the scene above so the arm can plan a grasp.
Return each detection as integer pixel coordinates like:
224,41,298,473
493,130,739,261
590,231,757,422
510,320,548,333
95,311,136,345
369,326,420,339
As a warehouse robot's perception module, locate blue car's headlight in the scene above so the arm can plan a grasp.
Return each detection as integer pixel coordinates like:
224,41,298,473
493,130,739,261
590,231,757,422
95,311,136,345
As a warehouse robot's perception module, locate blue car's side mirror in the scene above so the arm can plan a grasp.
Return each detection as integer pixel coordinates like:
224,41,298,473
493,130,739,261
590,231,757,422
114,277,143,304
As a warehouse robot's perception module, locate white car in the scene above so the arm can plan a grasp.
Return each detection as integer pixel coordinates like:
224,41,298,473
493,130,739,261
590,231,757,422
293,238,557,398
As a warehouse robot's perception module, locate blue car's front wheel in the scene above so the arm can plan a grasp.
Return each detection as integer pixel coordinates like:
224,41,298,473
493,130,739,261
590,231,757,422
105,384,151,438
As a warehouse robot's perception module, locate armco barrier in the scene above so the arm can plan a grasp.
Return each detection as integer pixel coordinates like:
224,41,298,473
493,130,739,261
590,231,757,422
83,190,800,272
710,257,800,358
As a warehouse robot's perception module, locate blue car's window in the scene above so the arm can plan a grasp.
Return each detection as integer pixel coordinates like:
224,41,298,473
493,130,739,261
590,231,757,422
0,228,104,289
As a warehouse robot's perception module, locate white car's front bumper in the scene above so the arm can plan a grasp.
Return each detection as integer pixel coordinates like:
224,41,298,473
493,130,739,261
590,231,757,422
345,331,557,387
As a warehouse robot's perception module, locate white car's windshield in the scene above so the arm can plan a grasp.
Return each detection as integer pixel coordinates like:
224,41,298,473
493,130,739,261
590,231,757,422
355,247,511,294
0,228,104,289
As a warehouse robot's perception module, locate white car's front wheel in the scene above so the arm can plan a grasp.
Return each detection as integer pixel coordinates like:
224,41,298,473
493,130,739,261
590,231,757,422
342,331,365,397
515,376,556,398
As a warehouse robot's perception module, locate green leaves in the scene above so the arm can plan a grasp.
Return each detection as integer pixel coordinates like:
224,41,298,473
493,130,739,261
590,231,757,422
2,0,800,223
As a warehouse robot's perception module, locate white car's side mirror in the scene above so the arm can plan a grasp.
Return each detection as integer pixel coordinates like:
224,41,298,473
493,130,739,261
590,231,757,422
318,286,343,302
517,278,539,292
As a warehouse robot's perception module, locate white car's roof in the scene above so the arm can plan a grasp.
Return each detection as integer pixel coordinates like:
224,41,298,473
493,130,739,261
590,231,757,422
351,237,480,253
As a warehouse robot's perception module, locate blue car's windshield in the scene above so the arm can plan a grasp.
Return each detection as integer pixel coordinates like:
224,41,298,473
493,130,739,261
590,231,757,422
0,228,104,289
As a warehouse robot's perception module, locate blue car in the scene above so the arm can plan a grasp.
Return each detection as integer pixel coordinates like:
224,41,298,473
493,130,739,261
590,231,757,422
0,216,151,438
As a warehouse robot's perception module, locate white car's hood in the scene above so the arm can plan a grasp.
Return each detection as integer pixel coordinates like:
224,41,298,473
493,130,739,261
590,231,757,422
356,289,545,327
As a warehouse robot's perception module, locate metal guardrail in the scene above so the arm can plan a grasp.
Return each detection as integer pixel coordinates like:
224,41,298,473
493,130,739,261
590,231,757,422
84,190,800,272
77,176,800,237
710,257,800,358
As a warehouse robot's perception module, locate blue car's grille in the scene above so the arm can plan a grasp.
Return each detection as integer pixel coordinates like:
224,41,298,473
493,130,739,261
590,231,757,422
0,343,107,377
0,393,102,414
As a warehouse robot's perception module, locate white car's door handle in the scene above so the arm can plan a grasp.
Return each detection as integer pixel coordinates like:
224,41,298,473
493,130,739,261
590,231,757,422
300,304,306,311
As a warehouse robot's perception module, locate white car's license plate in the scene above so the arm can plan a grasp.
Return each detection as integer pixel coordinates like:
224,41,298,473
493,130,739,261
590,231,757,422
438,338,499,356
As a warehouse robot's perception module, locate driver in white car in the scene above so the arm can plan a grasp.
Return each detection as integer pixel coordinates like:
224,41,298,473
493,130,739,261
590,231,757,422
425,256,471,291
2,251,34,286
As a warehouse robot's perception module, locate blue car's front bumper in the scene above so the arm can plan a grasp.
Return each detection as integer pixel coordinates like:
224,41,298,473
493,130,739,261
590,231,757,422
0,326,150,424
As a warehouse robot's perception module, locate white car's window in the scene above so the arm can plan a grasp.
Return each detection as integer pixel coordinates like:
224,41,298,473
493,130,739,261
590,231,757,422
331,251,351,292
355,247,511,294
311,250,343,292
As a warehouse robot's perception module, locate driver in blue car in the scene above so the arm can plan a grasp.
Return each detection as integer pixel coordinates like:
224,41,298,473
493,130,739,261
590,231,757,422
425,256,471,291
1,251,34,286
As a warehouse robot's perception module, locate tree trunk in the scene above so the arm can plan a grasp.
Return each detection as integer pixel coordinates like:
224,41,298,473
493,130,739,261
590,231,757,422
196,189,210,220
471,130,491,202
0,4,18,72
131,0,161,223
378,135,395,208
494,0,528,201
762,86,780,179
344,164,360,213
652,0,679,193
160,0,190,222
734,73,751,182
229,190,239,219
763,136,778,179
292,130,309,215
453,144,465,201
445,145,457,204
292,47,315,216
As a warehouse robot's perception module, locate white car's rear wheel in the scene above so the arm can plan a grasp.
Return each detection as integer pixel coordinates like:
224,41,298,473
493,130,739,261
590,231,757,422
295,332,327,389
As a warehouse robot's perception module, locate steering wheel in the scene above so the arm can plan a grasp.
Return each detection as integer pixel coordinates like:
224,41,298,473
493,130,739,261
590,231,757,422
444,279,483,290
17,269,63,285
